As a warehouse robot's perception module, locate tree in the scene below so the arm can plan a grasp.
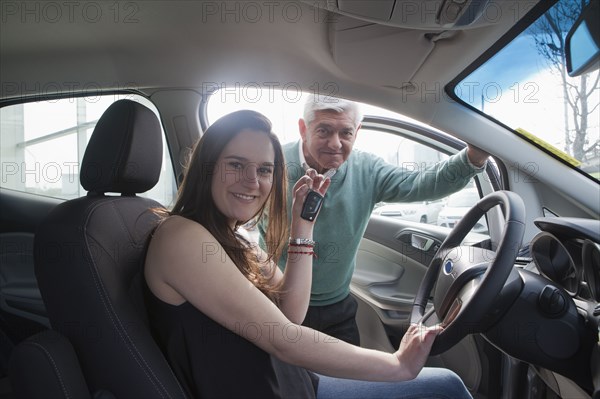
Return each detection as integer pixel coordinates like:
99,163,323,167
531,0,600,163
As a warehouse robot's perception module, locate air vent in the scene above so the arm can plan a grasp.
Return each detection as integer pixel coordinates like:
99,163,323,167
515,256,533,266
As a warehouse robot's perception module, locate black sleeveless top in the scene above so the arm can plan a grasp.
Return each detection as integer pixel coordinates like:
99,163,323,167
143,280,319,398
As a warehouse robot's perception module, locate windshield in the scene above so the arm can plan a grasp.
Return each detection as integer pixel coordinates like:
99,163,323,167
453,0,599,181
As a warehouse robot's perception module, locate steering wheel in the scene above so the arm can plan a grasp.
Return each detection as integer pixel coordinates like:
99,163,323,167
410,190,525,355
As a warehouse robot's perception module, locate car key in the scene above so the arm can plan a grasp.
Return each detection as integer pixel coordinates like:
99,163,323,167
300,190,324,221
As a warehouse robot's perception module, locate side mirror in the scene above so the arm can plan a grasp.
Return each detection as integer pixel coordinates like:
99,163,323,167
565,0,600,77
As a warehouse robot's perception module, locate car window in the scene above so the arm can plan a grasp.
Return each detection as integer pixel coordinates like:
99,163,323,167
447,190,479,207
0,94,176,206
438,188,488,234
358,129,487,234
206,88,490,237
452,0,599,181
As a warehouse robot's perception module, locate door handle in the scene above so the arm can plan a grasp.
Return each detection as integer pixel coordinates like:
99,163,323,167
410,233,435,251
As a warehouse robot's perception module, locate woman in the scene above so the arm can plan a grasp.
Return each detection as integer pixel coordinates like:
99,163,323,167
144,110,472,399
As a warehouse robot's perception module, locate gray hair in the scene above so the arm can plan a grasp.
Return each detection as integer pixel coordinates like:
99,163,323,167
303,94,363,128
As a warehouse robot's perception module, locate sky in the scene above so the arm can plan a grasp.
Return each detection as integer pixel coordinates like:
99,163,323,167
455,27,599,155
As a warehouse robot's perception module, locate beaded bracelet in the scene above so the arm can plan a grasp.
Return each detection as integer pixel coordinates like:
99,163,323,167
289,237,316,246
287,250,317,258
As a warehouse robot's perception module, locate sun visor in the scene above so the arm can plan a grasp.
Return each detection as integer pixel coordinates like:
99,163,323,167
308,0,498,29
330,16,439,89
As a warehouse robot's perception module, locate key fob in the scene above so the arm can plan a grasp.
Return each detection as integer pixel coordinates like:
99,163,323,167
300,190,324,221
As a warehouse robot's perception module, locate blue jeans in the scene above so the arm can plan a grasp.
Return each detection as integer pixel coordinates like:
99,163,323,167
316,367,472,399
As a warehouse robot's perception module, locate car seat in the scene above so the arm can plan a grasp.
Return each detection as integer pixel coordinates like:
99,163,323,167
9,100,187,398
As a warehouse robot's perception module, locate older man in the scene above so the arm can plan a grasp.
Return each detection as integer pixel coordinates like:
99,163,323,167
259,95,488,345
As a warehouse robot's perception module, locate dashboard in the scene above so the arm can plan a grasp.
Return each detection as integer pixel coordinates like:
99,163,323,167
482,216,599,395
524,217,599,397
530,217,600,304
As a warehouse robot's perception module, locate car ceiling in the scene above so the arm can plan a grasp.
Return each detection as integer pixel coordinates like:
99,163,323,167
1,0,539,122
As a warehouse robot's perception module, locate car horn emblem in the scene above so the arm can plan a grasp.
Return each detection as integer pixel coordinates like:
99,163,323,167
443,259,454,275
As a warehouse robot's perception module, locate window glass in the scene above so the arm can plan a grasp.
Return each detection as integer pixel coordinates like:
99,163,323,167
0,94,176,206
206,88,429,144
207,87,306,145
207,88,489,237
359,129,487,233
453,0,599,181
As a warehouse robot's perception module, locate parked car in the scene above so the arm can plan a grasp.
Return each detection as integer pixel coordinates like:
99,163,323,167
437,188,489,234
1,0,598,398
373,200,444,224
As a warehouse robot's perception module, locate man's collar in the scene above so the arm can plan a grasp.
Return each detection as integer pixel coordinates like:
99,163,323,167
298,140,337,178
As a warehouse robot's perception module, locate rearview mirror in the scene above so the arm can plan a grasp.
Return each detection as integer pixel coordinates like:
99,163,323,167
565,0,600,77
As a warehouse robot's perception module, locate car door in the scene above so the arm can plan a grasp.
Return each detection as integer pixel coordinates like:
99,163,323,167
351,116,502,394
203,88,506,394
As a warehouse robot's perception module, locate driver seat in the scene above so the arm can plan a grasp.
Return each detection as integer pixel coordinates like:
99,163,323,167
10,100,187,398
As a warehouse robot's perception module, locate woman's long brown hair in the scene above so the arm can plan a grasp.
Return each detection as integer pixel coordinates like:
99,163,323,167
168,110,287,300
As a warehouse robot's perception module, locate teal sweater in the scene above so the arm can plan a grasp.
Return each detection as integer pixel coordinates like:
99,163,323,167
259,141,482,306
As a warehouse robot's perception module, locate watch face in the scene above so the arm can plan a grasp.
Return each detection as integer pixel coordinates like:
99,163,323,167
301,191,324,221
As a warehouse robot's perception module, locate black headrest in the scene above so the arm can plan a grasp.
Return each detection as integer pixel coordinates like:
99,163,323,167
80,100,163,195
